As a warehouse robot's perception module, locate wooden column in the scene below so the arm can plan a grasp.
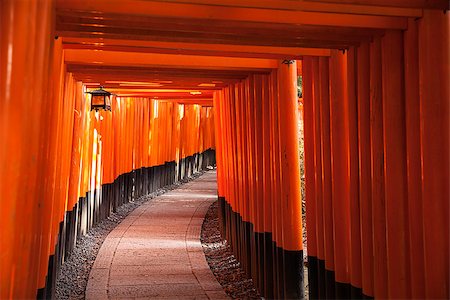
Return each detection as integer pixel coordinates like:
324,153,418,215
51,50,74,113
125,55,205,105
347,47,362,294
356,41,374,298
329,50,350,296
277,60,304,299
261,73,274,298
418,10,449,299
319,56,334,298
370,37,388,299
381,30,410,298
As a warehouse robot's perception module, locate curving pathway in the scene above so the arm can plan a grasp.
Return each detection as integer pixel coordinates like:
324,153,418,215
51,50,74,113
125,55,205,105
86,171,229,300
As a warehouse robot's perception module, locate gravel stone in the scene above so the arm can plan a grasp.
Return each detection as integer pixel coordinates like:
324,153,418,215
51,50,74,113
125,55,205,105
201,202,261,299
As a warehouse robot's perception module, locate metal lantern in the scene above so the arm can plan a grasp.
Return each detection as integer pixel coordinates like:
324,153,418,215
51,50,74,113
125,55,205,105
87,86,112,111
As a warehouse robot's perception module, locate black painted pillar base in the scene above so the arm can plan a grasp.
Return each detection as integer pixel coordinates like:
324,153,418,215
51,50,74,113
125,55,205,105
283,249,304,299
263,232,275,299
220,196,306,300
307,256,372,299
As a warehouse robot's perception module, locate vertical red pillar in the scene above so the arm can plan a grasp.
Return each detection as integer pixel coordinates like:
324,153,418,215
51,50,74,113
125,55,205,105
213,94,226,237
239,80,251,274
222,90,233,243
312,58,324,269
381,30,411,299
329,50,350,295
261,73,274,298
319,56,334,298
303,57,320,298
228,88,238,258
252,74,265,290
347,47,362,293
370,37,388,299
356,41,374,298
302,57,317,260
418,10,449,299
277,60,303,299
403,18,425,299
269,70,283,298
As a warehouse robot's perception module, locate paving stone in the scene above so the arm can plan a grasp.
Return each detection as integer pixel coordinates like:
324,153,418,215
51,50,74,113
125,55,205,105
110,265,193,276
86,288,109,300
86,171,229,299
108,283,204,298
109,274,199,286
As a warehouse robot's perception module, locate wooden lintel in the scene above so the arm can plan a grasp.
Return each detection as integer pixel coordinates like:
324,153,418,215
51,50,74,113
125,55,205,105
57,0,408,29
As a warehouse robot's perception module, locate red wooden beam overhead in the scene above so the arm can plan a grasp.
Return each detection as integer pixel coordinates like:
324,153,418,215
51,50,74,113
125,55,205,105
57,0,408,29
135,0,427,17
62,37,331,59
102,89,214,98
66,64,253,92
56,13,377,49
64,49,278,70
66,65,254,79
152,98,212,105
83,80,227,90
307,0,448,10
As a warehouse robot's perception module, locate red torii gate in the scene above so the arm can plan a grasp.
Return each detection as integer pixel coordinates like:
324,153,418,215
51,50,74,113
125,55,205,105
1,0,448,299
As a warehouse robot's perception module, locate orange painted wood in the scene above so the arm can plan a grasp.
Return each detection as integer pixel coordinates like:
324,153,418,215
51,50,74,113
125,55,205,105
67,81,84,209
369,37,388,299
62,37,331,59
234,84,243,219
64,49,278,71
347,47,362,289
213,96,224,197
139,0,423,17
269,70,282,247
230,88,240,213
381,30,410,298
318,57,334,271
249,75,261,231
356,41,374,297
311,58,324,261
0,0,53,296
261,73,273,233
223,90,234,208
418,10,449,299
238,82,250,222
222,89,234,210
302,57,318,257
308,0,448,9
277,60,303,251
329,50,351,284
57,0,408,29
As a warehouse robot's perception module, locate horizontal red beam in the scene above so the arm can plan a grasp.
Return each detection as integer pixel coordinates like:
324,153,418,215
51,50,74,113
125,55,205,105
62,37,331,58
64,49,278,70
57,0,408,29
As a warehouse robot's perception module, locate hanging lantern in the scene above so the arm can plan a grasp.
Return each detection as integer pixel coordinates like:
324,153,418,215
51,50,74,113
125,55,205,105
87,86,112,111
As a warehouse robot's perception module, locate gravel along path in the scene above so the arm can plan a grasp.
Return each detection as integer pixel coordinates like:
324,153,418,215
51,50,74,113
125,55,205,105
201,201,261,299
201,201,309,300
55,171,205,300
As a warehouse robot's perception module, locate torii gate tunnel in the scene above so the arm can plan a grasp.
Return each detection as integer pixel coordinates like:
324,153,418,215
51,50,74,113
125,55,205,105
1,0,449,299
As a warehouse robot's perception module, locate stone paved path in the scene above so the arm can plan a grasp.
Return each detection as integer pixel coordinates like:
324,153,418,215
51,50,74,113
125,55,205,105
86,171,229,300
